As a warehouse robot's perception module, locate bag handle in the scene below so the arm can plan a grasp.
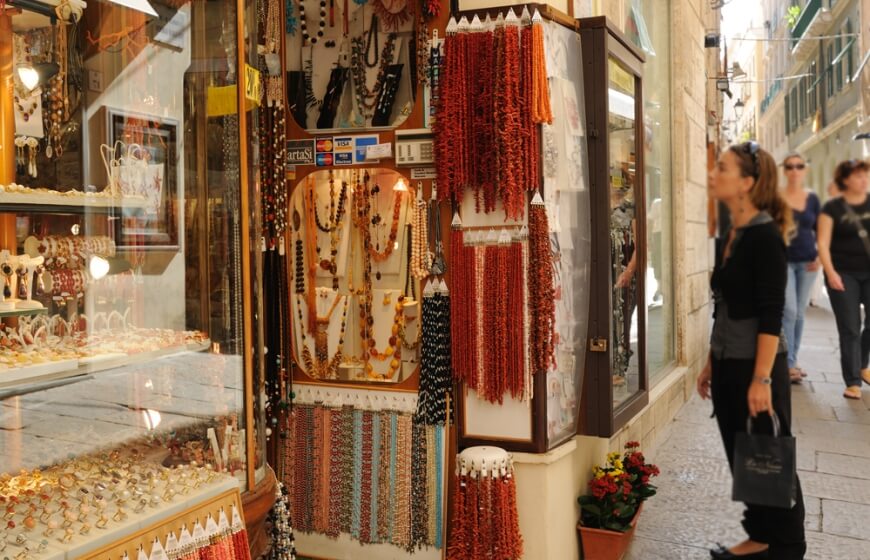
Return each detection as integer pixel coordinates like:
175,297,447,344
746,411,781,438
840,198,870,261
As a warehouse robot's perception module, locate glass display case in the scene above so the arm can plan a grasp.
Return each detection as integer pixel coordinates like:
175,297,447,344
0,0,268,554
579,16,649,438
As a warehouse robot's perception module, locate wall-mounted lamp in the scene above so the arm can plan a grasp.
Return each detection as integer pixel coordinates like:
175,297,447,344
88,255,132,280
734,98,745,120
16,62,59,92
393,177,408,192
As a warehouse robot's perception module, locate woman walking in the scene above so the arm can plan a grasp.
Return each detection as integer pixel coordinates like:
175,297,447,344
818,159,870,400
698,142,806,559
780,153,821,383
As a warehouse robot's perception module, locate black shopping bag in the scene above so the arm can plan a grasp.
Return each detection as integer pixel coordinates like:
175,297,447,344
732,412,796,508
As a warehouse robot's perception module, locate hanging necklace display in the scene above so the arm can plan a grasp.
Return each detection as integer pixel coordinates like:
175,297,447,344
295,291,349,379
293,209,305,294
316,66,350,129
299,0,327,44
371,63,403,127
364,15,380,68
428,190,446,276
368,189,404,263
350,29,397,119
45,22,67,160
371,0,410,31
410,191,431,279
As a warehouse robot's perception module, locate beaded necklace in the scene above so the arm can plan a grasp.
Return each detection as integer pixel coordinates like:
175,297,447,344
327,408,343,537
359,411,374,543
350,409,363,539
369,411,381,541
434,426,444,549
368,190,404,262
410,196,431,278
350,32,398,119
528,197,556,375
294,292,348,379
376,410,391,542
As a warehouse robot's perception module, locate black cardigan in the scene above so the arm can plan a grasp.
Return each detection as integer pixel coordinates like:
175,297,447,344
711,216,787,337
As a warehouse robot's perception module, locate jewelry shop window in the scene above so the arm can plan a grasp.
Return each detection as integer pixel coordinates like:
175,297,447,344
0,0,263,550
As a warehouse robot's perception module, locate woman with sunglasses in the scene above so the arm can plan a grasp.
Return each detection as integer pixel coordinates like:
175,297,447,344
818,159,870,400
780,153,821,384
699,142,805,559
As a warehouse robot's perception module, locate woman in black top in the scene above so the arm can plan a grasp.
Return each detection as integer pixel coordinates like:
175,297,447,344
818,159,870,399
698,142,806,560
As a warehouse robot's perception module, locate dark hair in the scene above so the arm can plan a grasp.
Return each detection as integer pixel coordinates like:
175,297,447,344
834,159,869,191
728,142,794,242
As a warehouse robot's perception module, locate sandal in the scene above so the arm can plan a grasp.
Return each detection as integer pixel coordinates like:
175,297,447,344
862,368,870,385
789,368,803,385
844,386,862,400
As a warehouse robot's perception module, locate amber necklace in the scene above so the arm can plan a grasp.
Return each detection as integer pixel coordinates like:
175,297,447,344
368,189,404,263
364,294,405,381
295,291,348,379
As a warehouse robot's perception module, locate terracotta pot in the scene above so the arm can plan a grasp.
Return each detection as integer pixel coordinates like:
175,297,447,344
577,504,642,560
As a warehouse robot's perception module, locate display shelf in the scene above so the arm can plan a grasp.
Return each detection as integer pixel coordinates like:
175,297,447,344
0,190,148,214
0,306,47,318
0,339,212,390
10,478,242,560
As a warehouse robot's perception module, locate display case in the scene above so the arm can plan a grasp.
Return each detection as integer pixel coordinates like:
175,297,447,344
579,16,648,438
436,6,590,454
0,0,270,555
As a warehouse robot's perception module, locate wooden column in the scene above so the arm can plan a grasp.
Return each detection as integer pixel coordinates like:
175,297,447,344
0,12,18,250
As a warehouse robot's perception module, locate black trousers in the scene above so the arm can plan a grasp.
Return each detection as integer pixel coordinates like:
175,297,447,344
711,353,806,559
827,270,870,387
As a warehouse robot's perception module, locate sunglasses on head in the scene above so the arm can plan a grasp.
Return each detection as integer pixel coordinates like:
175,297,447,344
739,141,760,179
784,163,805,171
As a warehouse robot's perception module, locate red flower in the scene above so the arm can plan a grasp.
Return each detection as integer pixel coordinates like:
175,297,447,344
625,441,640,449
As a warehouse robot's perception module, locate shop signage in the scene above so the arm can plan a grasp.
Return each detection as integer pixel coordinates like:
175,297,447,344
316,153,334,166
244,64,261,105
410,167,437,179
353,135,380,164
287,140,315,165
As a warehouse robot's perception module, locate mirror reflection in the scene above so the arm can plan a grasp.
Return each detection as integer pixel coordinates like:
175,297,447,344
290,168,420,383
608,57,640,407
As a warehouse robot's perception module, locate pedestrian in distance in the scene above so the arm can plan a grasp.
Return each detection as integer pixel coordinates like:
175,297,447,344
698,141,806,560
817,159,870,400
780,153,821,384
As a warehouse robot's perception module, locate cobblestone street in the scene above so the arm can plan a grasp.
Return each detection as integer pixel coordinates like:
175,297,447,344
627,303,870,559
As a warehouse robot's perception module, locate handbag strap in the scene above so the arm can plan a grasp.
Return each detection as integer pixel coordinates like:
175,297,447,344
746,411,781,437
840,198,870,260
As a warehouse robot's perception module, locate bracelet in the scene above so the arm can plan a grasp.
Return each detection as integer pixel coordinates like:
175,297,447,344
753,376,772,385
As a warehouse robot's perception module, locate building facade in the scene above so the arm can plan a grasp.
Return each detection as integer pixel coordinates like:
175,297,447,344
759,0,864,194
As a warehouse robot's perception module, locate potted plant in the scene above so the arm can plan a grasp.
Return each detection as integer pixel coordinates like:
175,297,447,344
577,442,660,560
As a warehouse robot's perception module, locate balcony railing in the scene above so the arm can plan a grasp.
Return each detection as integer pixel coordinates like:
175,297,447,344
791,0,822,46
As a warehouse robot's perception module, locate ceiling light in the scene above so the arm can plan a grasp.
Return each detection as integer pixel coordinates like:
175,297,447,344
89,256,110,280
393,177,408,192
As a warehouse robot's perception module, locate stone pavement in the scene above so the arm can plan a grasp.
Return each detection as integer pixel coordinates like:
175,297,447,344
626,303,870,559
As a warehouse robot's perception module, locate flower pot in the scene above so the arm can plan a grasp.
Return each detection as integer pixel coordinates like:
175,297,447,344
577,504,642,560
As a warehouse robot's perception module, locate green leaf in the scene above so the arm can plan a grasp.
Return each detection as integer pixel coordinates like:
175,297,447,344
582,503,602,516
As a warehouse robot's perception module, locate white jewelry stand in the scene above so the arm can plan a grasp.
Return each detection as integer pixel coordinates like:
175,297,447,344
16,255,45,310
0,251,18,311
